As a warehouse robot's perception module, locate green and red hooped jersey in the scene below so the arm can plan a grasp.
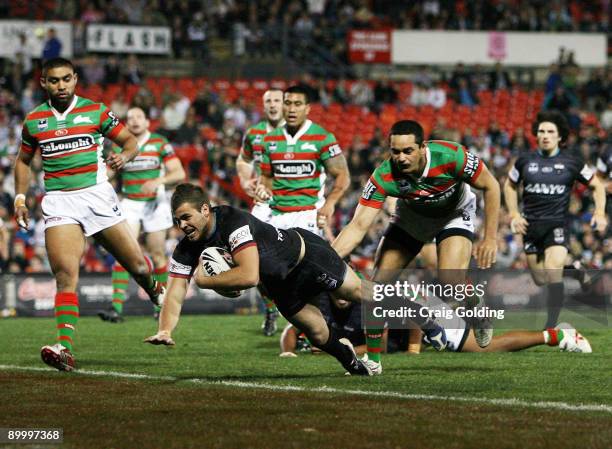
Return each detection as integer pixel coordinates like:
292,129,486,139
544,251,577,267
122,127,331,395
113,132,177,201
359,140,484,217
260,120,342,214
20,96,124,192
240,120,274,176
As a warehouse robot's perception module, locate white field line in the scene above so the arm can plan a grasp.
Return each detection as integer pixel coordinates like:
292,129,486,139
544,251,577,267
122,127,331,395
2,364,611,414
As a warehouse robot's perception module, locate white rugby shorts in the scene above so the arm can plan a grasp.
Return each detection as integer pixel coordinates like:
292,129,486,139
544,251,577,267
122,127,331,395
42,182,124,236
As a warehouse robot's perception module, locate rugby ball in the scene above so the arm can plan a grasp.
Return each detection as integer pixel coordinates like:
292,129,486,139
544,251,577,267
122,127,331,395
200,247,242,298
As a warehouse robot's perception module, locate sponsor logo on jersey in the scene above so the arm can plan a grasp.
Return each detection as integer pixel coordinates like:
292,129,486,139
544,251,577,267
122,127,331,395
269,142,278,152
124,156,161,172
254,135,262,144
301,143,317,152
463,152,480,178
528,163,539,173
73,115,93,125
107,111,119,127
316,273,338,289
38,134,95,156
37,119,48,130
272,160,316,177
284,152,295,159
553,227,565,244
542,166,553,173
327,144,342,157
554,164,565,170
55,129,68,136
524,183,566,194
228,225,254,251
362,180,377,200
169,258,192,276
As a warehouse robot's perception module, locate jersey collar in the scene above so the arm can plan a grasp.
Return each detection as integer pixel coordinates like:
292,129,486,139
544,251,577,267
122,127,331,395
416,145,432,180
48,95,78,121
267,119,285,133
537,147,560,158
282,119,312,146
136,130,151,147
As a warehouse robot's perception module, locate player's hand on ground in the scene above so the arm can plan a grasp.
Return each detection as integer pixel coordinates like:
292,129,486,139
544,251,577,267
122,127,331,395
14,205,29,230
317,202,335,228
254,184,272,202
510,215,528,235
474,238,497,269
241,178,258,198
590,212,608,234
106,153,126,171
144,332,175,345
141,179,161,195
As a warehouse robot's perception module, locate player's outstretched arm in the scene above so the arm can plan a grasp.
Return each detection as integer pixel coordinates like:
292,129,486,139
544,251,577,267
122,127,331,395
13,149,35,229
503,178,528,235
587,175,608,233
319,155,350,228
194,245,260,291
470,164,500,268
142,157,187,195
107,127,139,170
144,276,189,345
237,151,257,197
332,203,380,258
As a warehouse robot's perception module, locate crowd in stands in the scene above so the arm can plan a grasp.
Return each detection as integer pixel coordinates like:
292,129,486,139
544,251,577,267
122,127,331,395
0,0,610,274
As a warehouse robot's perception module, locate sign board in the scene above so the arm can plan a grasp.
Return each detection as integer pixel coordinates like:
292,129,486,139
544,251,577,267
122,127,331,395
86,25,171,54
348,29,391,64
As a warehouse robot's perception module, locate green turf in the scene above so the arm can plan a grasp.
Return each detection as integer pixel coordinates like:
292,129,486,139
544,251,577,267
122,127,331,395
1,315,611,449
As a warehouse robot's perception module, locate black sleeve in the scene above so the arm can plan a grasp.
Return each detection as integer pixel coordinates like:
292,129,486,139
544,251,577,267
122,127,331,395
221,207,257,256
508,154,526,184
571,152,594,185
168,239,199,279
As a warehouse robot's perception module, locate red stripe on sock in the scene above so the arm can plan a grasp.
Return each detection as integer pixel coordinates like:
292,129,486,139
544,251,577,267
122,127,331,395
58,335,73,343
112,299,125,305
144,256,153,273
55,310,79,317
113,280,129,285
367,347,383,353
56,323,74,329
113,264,127,272
55,292,78,307
154,266,167,275
546,328,559,346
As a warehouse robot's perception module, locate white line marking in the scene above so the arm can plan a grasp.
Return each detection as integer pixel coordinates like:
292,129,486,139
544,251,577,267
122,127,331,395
2,364,611,414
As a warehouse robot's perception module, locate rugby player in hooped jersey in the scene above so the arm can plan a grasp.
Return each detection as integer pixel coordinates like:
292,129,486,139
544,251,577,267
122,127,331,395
504,110,607,329
332,120,501,374
145,183,448,376
14,58,165,371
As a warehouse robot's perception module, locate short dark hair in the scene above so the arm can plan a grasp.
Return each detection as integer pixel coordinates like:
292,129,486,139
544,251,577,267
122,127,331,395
389,120,425,146
171,183,209,213
284,85,310,104
41,58,75,76
532,110,569,144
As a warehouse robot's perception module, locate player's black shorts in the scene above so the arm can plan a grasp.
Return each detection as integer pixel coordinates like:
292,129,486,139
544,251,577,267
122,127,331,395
265,229,347,318
523,220,568,255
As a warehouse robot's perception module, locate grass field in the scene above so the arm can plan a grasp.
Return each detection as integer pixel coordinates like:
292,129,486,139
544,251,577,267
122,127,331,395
1,315,611,449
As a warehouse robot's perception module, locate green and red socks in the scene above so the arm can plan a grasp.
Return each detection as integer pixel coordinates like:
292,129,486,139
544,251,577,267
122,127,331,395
366,328,384,363
544,328,565,346
262,296,278,314
152,263,168,313
55,292,79,352
111,262,129,314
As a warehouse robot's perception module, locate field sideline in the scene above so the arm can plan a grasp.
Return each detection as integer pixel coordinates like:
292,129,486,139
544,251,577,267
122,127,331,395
1,315,611,449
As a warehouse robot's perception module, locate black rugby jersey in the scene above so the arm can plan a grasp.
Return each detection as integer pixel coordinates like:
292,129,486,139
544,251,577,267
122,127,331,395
508,149,593,222
169,205,302,284
596,147,611,180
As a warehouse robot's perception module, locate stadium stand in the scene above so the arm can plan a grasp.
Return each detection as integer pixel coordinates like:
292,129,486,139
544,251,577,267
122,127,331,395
0,0,609,274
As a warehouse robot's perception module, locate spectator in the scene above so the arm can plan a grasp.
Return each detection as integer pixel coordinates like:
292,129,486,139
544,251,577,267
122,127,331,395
409,82,428,107
333,78,350,104
110,92,129,120
41,28,62,61
489,62,512,90
123,54,144,85
373,76,398,106
427,80,447,109
349,78,374,109
455,78,477,107
103,56,122,85
187,11,209,61
13,33,33,84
